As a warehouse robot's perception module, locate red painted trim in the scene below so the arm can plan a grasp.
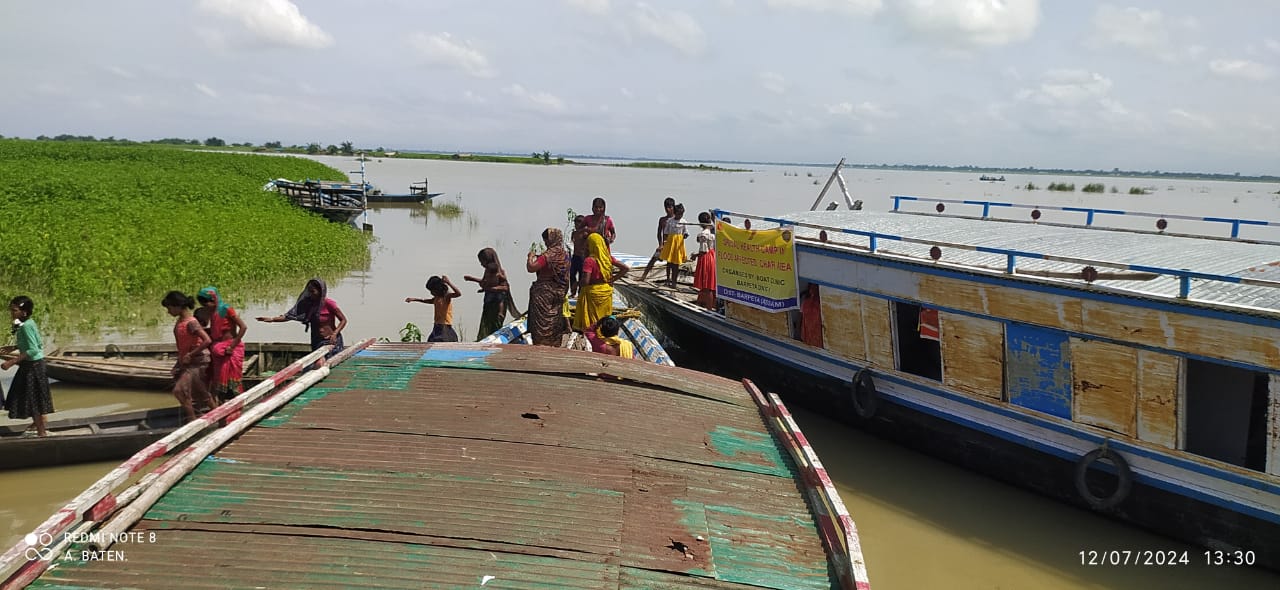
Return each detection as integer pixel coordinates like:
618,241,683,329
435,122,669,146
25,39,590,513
85,495,117,522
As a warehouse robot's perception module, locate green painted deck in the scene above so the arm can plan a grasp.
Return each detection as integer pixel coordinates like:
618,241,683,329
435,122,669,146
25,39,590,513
28,343,841,589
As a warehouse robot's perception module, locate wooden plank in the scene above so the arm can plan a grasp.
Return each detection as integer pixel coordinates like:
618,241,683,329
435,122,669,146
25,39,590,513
820,290,866,362
914,271,1085,332
1070,338,1138,437
860,296,895,370
724,301,790,338
1081,300,1280,371
939,312,1004,400
1136,350,1179,449
1269,375,1280,476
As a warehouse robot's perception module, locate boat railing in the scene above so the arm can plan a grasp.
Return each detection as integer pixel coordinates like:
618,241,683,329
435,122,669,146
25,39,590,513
713,208,1280,302
890,195,1280,244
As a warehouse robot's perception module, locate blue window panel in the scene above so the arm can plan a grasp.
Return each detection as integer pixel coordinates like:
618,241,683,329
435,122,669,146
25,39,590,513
1006,323,1073,419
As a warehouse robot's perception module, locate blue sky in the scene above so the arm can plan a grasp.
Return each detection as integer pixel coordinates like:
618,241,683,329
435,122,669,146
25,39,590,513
2,0,1277,174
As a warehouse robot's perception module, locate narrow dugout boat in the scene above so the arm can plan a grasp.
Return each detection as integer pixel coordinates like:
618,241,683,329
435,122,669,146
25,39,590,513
618,197,1280,570
0,342,313,391
1,342,870,589
0,407,183,471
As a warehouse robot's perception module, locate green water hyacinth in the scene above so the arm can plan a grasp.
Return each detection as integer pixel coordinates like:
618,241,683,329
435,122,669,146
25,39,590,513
0,139,371,336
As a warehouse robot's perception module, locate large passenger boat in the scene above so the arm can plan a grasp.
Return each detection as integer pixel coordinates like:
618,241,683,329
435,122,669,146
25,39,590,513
618,196,1280,570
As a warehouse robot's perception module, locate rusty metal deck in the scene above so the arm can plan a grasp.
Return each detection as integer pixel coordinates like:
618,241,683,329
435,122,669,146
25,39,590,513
28,343,843,589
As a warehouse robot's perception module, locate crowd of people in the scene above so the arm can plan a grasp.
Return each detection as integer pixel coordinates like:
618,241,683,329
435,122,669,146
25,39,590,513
0,196,719,434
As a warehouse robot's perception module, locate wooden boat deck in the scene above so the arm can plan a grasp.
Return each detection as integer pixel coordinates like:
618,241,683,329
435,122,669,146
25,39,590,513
10,343,868,589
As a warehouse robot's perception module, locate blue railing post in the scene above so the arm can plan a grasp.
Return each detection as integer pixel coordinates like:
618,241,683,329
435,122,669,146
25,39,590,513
1230,220,1241,239
1005,254,1016,274
869,235,878,253
1086,209,1096,226
982,202,992,218
892,196,903,211
1178,270,1191,299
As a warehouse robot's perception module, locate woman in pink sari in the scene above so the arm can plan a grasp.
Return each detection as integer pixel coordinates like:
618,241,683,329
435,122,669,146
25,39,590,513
197,286,247,402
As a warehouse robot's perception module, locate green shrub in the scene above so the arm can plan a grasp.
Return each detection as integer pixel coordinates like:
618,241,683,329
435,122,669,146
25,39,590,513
1082,183,1106,193
1047,182,1076,191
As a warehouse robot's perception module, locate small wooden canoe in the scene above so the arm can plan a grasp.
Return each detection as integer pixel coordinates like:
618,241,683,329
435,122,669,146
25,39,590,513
6,342,314,391
0,406,187,470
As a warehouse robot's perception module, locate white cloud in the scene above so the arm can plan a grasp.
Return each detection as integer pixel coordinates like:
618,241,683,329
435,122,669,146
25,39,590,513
620,87,634,99
1088,5,1197,62
198,0,333,49
1267,39,1280,54
1017,69,1113,107
629,3,706,56
106,66,136,80
564,0,610,14
194,83,219,99
758,72,788,94
410,33,496,78
1209,59,1275,81
826,101,896,119
766,0,882,17
1168,108,1214,130
895,0,1040,49
502,84,567,114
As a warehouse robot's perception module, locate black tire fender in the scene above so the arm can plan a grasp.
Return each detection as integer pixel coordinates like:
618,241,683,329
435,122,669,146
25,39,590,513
850,368,877,419
1074,443,1132,510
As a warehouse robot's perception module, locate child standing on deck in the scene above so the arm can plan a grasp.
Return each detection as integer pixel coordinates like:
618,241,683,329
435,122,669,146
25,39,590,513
465,248,519,341
1,296,54,437
407,275,462,342
640,197,677,282
659,203,688,287
570,215,589,297
692,211,717,310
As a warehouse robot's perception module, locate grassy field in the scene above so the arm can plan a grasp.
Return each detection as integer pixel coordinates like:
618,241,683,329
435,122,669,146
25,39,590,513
0,140,370,336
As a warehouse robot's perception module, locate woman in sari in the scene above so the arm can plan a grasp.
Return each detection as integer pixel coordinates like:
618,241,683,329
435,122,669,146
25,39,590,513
196,286,247,402
257,278,347,360
525,227,570,346
573,233,629,333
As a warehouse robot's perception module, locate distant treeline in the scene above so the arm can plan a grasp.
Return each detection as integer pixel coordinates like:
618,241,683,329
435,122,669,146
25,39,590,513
854,163,1279,183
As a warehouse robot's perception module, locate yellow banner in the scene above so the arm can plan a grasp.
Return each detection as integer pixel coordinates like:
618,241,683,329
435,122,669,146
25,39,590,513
715,220,798,311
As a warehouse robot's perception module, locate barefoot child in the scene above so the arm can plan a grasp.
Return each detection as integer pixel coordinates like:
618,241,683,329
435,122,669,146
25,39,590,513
640,197,676,281
465,248,516,341
570,215,589,297
1,296,53,437
407,275,462,342
692,211,718,310
659,203,688,287
163,291,219,422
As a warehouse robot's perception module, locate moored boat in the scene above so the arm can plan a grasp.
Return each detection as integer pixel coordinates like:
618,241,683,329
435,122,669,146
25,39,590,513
0,341,870,589
0,407,184,470
618,196,1280,570
265,178,366,224
1,342,313,391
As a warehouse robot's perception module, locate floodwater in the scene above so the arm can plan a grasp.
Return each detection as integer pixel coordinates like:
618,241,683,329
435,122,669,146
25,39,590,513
3,157,1278,588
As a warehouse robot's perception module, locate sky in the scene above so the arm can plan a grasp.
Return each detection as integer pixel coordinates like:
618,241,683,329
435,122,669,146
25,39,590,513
2,0,1278,175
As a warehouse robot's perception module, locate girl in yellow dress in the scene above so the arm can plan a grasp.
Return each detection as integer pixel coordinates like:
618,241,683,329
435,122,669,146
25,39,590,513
659,203,687,287
573,233,630,332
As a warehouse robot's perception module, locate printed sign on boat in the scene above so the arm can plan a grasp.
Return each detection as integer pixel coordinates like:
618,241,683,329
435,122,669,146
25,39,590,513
715,220,799,312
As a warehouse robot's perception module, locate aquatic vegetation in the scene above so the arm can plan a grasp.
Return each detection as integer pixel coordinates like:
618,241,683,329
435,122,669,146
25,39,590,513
1082,183,1106,193
1047,182,1076,192
1023,182,1039,190
1129,187,1150,195
399,322,423,343
0,139,370,336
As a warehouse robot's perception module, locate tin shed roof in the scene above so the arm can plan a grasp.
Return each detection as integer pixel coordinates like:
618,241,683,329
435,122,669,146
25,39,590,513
776,210,1280,314
28,344,845,590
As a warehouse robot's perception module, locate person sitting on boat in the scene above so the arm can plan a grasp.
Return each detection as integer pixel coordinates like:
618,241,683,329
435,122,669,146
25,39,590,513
585,315,634,359
639,196,677,282
659,203,689,287
162,291,219,423
197,286,247,402
256,278,347,360
692,211,717,310
585,196,616,245
465,248,521,342
1,296,54,437
573,233,630,333
407,275,462,342
526,227,571,346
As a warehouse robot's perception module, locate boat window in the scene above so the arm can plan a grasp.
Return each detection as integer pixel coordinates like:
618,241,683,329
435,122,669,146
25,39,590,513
1184,359,1269,471
893,302,941,381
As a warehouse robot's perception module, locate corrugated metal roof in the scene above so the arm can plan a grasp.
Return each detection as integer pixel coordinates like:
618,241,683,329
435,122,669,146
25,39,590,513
775,210,1280,313
27,344,841,590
